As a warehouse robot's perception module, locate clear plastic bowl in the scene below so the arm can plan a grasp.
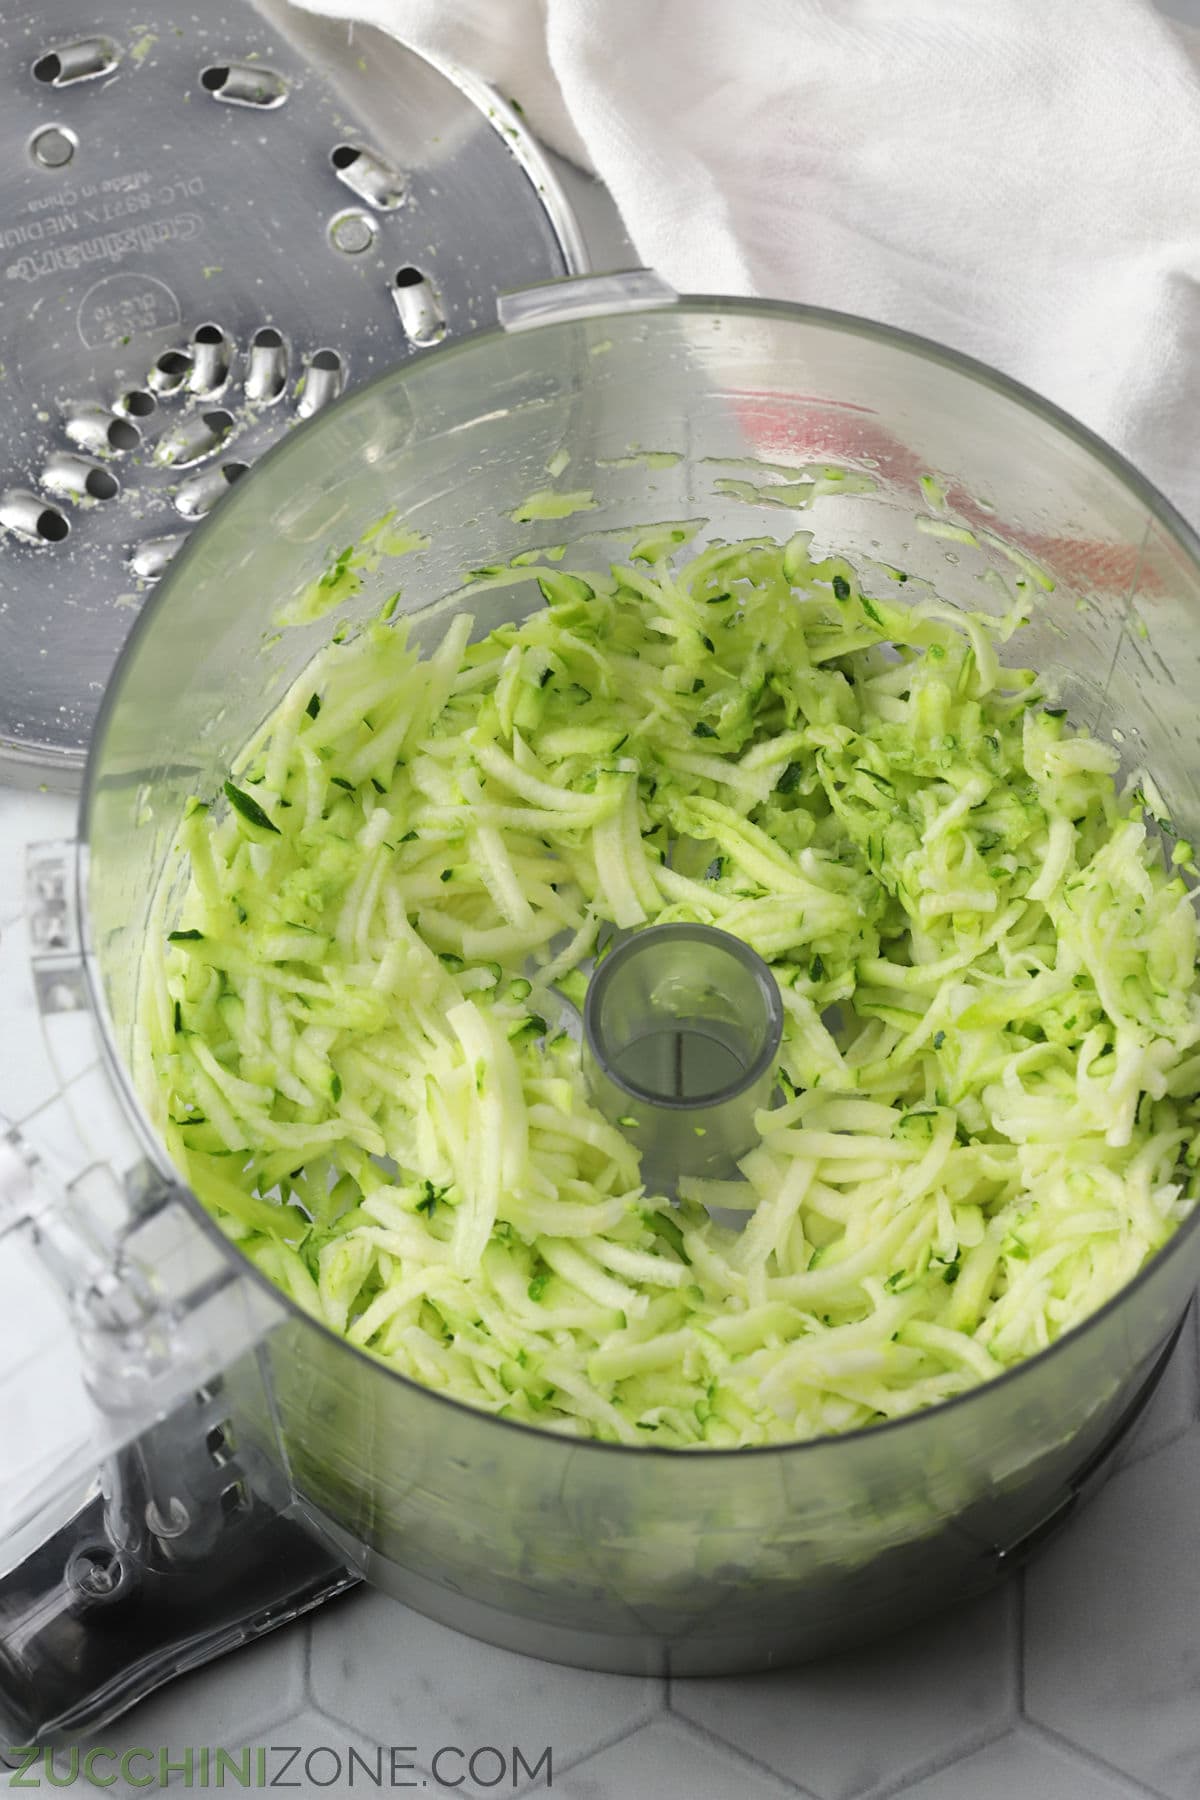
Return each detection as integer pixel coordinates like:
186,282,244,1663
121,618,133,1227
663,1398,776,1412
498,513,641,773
81,279,1200,1673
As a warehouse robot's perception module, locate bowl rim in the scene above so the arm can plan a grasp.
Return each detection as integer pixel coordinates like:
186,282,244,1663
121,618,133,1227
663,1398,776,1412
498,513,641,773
79,291,1200,1462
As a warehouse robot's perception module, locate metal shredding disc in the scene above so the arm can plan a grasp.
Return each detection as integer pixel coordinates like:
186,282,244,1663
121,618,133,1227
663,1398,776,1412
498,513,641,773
0,0,583,784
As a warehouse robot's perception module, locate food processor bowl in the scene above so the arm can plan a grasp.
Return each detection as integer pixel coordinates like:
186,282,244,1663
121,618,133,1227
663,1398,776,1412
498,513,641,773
4,274,1200,1731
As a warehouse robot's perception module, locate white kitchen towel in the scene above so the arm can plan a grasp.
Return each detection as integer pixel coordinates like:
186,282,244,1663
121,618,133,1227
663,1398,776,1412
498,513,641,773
295,0,1200,524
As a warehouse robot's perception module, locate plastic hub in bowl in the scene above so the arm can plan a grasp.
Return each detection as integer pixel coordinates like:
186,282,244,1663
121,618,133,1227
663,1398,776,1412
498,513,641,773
583,923,784,1189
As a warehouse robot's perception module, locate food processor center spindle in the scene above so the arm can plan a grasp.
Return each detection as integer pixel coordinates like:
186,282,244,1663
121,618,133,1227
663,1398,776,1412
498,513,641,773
582,923,784,1191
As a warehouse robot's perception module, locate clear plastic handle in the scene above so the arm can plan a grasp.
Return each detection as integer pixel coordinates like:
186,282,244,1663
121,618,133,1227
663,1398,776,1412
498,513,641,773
496,267,678,331
0,1092,280,1555
0,1125,98,1555
0,847,359,1745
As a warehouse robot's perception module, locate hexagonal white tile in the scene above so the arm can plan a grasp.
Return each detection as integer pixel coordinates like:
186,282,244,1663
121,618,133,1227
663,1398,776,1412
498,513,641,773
894,1729,1152,1799
310,1588,661,1793
1025,1429,1200,1800
671,1586,1016,1800
226,1707,388,1800
556,1717,798,1800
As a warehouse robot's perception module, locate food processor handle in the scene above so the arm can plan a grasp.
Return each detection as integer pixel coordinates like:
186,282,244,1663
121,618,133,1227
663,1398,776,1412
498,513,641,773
0,1395,359,1748
496,267,678,331
0,1122,360,1746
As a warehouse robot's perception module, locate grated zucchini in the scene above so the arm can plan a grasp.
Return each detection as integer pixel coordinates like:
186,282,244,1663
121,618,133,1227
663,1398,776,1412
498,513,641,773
141,532,1200,1447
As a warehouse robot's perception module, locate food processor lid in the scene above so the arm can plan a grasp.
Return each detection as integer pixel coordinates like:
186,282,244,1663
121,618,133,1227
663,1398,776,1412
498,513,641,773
0,0,585,788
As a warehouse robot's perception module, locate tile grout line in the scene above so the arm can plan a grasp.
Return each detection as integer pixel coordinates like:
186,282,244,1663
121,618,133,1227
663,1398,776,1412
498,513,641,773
867,1721,1016,1800
661,1701,820,1799
299,1690,373,1745
305,1701,449,1797
1021,1716,1173,1800
855,1590,1023,1800
508,1705,662,1800
305,1689,661,1800
670,1581,1027,1800
13,1077,98,1132
1118,1419,1195,1473
660,1592,1024,1800
257,1702,458,1800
